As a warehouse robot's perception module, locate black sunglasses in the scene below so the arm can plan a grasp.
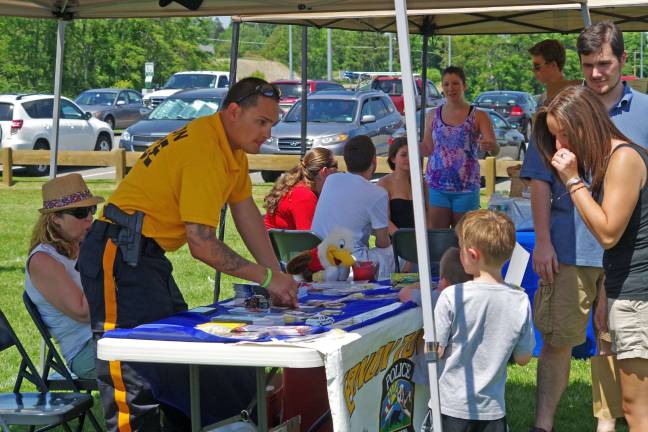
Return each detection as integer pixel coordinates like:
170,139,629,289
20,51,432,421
60,205,97,219
234,83,281,105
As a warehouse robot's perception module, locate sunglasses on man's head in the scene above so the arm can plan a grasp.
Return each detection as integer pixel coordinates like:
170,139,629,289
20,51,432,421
59,206,97,219
234,83,281,105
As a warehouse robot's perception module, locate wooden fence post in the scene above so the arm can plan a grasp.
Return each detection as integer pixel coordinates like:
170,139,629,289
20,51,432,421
2,148,13,187
484,156,496,197
114,149,126,182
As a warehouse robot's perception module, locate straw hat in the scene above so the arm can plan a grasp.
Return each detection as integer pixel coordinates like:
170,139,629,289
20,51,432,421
39,173,105,214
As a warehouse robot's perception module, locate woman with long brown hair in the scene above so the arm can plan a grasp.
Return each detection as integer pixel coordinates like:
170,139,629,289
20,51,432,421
25,174,104,379
264,147,338,230
378,137,417,234
535,85,648,431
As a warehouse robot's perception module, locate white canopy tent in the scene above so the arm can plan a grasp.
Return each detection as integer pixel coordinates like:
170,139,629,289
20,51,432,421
236,1,648,34
0,0,580,19
1,1,644,431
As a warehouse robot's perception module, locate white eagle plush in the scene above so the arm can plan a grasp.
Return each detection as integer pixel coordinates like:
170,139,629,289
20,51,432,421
287,227,356,282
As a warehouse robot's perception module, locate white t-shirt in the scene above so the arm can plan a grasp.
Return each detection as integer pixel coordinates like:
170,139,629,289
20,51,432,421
311,172,389,260
430,281,535,421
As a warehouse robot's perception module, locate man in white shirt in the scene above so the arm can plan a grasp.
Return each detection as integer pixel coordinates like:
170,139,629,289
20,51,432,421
311,135,394,278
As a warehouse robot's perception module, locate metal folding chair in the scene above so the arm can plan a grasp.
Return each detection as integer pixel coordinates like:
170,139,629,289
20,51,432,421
23,292,99,394
268,229,322,271
0,308,95,432
391,228,458,274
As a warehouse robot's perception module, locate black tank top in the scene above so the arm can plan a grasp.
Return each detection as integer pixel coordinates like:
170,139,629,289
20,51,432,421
603,142,648,300
389,198,415,229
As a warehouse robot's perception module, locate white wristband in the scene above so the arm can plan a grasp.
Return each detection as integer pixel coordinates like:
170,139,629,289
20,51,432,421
565,177,582,188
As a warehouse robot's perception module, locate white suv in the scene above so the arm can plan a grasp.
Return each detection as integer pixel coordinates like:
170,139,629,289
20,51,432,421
143,71,230,109
0,94,114,175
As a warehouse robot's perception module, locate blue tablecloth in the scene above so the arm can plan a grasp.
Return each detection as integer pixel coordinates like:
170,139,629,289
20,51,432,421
104,282,415,343
510,230,597,358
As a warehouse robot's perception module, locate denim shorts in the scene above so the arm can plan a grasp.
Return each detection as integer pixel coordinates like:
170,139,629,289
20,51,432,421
428,188,480,213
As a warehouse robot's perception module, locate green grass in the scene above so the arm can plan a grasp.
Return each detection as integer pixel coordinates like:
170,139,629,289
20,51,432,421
0,178,625,431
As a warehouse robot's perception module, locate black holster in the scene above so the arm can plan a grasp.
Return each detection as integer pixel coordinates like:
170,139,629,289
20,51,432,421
103,203,144,268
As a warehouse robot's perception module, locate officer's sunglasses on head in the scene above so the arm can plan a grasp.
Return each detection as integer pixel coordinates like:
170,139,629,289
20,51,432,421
235,84,281,105
59,205,97,219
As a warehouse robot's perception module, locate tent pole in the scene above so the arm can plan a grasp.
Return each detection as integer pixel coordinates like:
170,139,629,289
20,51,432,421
580,2,591,27
49,19,67,179
228,21,240,83
419,33,429,143
393,1,443,431
300,25,308,158
214,20,241,303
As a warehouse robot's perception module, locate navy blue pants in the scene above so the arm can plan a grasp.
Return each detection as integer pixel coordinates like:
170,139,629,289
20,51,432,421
80,221,255,431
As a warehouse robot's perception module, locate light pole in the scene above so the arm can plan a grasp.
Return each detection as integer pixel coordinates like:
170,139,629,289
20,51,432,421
447,35,452,66
327,28,332,80
289,25,294,79
388,33,393,72
641,32,645,79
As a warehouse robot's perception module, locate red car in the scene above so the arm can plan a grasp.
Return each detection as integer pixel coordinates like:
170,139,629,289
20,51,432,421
370,75,444,115
271,79,345,113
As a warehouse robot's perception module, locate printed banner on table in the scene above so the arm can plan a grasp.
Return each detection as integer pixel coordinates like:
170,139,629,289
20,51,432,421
323,308,430,432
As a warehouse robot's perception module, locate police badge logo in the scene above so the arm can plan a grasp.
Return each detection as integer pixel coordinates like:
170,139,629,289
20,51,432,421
379,358,415,432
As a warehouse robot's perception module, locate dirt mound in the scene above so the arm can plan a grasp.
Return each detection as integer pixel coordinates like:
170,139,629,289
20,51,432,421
235,58,299,82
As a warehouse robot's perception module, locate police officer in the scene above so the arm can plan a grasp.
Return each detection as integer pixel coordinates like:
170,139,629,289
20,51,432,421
79,77,299,431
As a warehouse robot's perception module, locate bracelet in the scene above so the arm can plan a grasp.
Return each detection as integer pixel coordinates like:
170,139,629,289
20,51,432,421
260,267,273,289
565,177,583,189
570,184,587,194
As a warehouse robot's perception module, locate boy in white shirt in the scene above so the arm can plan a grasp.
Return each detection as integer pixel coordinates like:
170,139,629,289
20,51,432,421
422,209,535,432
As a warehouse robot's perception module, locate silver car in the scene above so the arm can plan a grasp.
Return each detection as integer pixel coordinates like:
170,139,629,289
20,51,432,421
76,88,146,130
260,90,403,181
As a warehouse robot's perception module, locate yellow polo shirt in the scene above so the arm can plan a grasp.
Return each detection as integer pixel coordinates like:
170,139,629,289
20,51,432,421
105,113,252,251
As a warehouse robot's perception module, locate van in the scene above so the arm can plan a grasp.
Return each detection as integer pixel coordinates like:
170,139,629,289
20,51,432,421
143,71,229,109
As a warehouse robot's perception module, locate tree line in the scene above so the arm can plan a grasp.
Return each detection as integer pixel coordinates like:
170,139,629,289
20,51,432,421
0,17,644,100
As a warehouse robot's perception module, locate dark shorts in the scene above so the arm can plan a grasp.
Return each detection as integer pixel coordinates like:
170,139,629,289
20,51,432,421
421,409,508,432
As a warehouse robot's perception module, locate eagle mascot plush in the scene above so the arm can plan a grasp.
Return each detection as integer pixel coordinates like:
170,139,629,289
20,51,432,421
287,228,356,282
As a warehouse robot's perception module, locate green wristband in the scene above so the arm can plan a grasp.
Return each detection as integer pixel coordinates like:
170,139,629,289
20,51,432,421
261,267,273,288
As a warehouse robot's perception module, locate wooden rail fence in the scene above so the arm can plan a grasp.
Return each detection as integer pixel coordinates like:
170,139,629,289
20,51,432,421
1,148,521,196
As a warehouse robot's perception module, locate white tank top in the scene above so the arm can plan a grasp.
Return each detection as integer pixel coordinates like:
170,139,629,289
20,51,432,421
25,243,92,364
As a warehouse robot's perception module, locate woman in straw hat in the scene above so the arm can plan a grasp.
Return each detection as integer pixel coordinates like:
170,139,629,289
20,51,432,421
25,173,104,379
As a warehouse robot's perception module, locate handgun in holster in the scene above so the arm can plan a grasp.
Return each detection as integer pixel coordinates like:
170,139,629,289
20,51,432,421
103,204,144,268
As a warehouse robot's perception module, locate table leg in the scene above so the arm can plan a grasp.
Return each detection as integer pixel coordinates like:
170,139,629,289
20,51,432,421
190,365,201,432
256,367,268,432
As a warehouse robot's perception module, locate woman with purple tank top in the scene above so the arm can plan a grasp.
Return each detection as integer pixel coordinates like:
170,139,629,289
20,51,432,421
421,66,497,228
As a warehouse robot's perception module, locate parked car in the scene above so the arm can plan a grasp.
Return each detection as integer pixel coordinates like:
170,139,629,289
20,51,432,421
390,107,526,159
0,94,113,175
474,90,537,141
120,88,227,152
271,79,346,113
143,70,230,109
260,90,403,182
486,108,527,159
362,75,444,115
75,88,145,130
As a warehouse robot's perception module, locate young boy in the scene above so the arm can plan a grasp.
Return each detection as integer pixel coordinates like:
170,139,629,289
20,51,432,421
422,209,534,432
398,246,472,304
402,246,473,386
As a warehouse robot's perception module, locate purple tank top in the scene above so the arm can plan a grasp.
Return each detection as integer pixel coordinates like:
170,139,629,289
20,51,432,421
425,105,481,192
